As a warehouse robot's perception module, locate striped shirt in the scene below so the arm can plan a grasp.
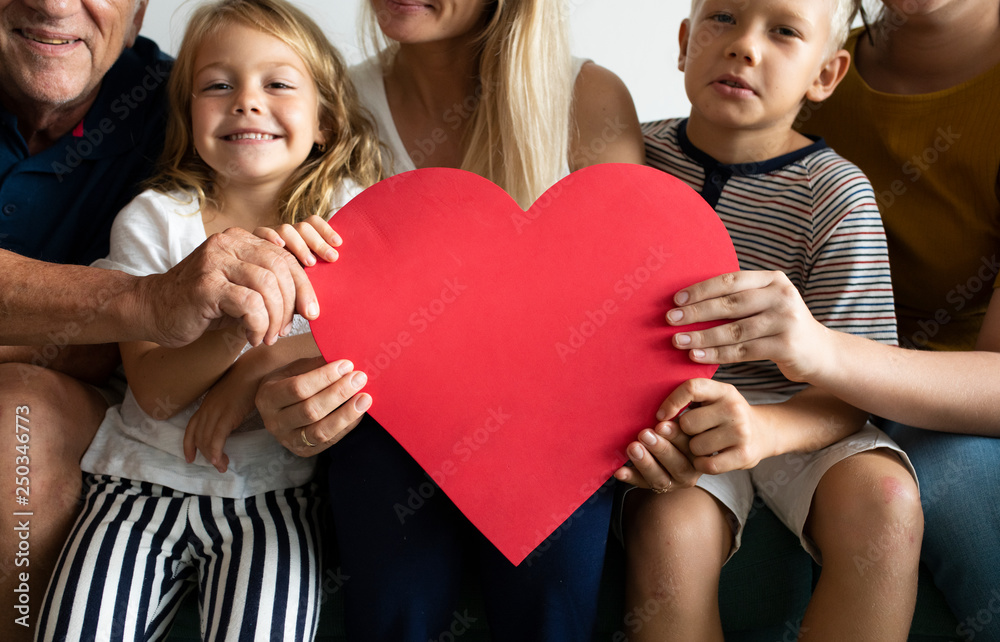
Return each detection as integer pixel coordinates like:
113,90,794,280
644,118,897,396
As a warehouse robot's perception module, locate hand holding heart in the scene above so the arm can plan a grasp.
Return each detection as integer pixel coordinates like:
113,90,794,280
255,356,371,454
302,164,738,564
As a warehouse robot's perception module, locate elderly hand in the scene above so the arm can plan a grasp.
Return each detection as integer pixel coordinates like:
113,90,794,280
256,356,371,456
140,227,320,348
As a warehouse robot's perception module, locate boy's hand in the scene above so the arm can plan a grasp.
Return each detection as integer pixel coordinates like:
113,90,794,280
183,360,259,473
254,215,343,268
657,378,776,475
613,421,701,492
666,271,832,383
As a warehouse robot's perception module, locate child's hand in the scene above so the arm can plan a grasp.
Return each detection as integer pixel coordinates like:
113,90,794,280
183,361,259,473
656,378,775,475
667,271,831,383
613,421,701,492
254,215,343,267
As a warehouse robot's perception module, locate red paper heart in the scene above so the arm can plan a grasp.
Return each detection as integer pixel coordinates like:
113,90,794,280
309,164,737,564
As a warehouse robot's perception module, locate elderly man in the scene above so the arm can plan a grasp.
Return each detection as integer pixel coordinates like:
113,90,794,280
0,1,339,636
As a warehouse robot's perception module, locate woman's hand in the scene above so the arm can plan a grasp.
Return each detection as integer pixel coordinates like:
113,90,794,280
256,356,371,456
667,271,832,383
254,215,343,267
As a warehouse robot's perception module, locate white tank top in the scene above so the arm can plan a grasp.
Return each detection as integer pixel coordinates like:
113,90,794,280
349,56,587,178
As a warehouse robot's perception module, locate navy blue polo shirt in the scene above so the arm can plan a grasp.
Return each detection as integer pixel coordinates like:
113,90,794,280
0,36,172,265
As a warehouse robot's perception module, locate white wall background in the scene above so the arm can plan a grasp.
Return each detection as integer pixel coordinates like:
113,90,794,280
140,0,692,123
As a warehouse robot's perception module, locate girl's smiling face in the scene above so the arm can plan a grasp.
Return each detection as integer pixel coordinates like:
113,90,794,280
190,22,324,192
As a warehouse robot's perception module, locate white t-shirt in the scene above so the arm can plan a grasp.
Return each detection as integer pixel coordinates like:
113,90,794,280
84,186,356,498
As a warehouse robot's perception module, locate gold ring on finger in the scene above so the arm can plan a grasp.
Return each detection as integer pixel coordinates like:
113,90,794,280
300,429,317,448
650,481,672,494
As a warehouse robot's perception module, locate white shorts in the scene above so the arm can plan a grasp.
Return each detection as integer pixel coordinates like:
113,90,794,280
699,421,916,563
617,391,918,565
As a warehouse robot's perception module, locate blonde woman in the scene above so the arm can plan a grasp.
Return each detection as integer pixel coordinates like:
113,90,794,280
256,1,644,640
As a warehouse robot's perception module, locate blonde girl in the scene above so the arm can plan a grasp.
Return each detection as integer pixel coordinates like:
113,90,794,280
36,1,381,640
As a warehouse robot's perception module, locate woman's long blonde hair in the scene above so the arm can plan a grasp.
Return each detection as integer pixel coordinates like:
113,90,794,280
151,0,384,224
364,0,573,209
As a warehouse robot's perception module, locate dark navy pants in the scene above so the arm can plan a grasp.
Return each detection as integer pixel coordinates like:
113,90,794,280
325,416,614,642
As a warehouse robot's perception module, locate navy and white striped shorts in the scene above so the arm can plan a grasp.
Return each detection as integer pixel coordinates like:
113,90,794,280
36,474,322,641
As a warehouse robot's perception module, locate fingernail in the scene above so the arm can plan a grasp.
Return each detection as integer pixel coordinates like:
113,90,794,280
675,333,691,346
305,254,316,267
656,408,667,421
640,430,657,447
307,302,320,318
355,393,372,412
337,360,353,376
657,422,674,437
667,309,684,323
692,349,706,360
281,322,293,337
324,249,338,262
629,444,645,461
351,372,367,388
675,291,689,305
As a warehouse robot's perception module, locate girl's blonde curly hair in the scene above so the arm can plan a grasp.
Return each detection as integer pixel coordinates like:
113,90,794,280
151,0,385,223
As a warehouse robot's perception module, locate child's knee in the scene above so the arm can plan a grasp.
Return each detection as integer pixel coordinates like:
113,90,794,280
625,488,733,570
810,449,923,562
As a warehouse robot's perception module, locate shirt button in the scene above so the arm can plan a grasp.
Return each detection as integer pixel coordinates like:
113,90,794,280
2,204,16,216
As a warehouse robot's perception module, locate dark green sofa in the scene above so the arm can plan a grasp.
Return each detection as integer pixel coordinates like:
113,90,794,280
167,500,959,641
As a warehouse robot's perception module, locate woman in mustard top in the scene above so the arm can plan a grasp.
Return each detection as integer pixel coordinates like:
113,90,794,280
658,0,1000,638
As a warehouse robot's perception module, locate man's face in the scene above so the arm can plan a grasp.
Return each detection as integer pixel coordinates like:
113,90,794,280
0,0,147,111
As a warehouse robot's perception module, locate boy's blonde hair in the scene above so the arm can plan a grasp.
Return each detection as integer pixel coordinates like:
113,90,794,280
689,0,861,53
152,0,385,224
363,0,573,209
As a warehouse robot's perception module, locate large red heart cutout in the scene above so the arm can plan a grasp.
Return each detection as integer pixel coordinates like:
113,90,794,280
309,164,737,565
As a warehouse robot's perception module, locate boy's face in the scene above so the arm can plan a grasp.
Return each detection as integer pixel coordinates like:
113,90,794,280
680,0,847,137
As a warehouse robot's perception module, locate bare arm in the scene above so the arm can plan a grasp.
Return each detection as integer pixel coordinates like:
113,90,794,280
669,272,1000,435
616,381,868,490
0,227,320,349
120,327,248,419
0,250,147,345
184,333,323,470
569,62,646,169
807,291,1000,434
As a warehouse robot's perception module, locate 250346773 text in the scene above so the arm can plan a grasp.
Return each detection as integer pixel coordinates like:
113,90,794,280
12,405,32,628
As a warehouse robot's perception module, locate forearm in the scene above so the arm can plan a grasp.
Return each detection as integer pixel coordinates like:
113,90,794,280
812,331,1000,435
234,333,321,382
753,386,870,456
0,343,120,385
0,251,151,345
123,327,248,416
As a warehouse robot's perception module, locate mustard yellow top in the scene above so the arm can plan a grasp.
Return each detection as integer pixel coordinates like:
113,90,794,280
801,29,1000,351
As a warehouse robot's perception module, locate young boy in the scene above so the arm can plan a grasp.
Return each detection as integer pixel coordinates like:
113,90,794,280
614,1,923,640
